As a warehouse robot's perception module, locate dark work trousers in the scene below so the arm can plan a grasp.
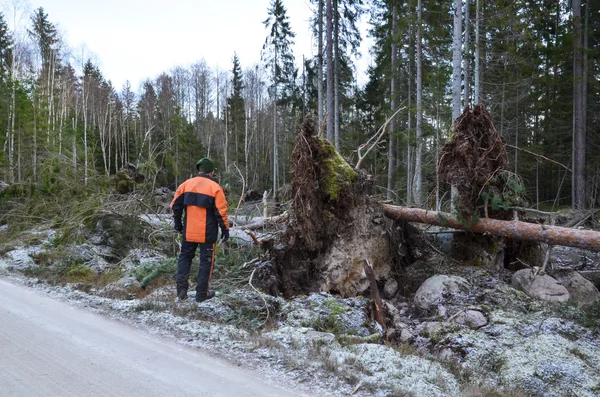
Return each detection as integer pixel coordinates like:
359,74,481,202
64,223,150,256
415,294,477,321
176,240,216,298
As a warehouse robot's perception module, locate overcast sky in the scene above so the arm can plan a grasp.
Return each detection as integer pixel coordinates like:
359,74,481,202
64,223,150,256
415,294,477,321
8,0,371,92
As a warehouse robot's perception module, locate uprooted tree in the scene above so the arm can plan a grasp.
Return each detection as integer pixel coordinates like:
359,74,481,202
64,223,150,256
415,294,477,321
267,106,600,301
271,116,416,298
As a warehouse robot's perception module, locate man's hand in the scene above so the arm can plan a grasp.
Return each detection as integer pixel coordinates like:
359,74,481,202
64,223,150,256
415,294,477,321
220,229,230,244
174,223,183,233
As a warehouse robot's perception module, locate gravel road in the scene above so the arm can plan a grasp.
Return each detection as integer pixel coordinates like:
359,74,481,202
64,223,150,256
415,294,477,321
0,278,303,397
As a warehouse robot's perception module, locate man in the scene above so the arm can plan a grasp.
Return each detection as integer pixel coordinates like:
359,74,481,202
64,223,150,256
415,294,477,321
170,158,229,303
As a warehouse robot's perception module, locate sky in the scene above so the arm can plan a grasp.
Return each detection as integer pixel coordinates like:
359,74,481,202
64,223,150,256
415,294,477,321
7,0,372,92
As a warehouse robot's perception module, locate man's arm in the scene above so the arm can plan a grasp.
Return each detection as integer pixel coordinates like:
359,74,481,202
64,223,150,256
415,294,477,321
213,188,229,241
170,184,186,232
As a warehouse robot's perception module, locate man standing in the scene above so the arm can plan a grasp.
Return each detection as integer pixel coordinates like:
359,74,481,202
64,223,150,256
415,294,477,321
170,158,229,303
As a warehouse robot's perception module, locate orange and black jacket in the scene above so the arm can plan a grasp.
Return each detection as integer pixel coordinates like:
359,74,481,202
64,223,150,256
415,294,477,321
170,174,229,243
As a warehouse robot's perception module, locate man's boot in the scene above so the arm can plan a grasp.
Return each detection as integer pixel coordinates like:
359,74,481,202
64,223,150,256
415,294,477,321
196,290,215,303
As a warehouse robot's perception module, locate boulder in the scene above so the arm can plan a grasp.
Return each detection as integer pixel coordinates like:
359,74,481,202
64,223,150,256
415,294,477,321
116,276,141,292
383,278,399,299
413,275,470,310
450,309,488,329
511,269,570,302
399,328,413,343
552,270,600,307
0,181,8,192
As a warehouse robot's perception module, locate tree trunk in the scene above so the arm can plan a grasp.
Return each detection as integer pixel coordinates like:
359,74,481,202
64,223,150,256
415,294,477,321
383,205,600,252
318,0,324,131
406,16,413,205
452,0,462,121
326,0,334,143
333,0,340,150
414,0,423,206
463,0,470,104
387,5,397,201
474,0,480,104
572,0,585,209
451,0,463,211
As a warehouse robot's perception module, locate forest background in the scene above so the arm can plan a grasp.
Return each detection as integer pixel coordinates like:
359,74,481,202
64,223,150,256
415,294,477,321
0,0,598,212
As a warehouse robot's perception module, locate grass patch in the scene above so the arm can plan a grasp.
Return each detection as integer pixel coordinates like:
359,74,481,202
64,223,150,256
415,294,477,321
133,300,165,312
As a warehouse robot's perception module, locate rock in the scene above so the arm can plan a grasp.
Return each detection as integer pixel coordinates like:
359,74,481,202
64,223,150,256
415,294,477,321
422,321,442,335
383,278,398,299
451,309,488,329
116,276,141,291
120,248,166,274
3,247,41,269
399,328,413,343
0,181,8,192
280,293,375,337
511,269,570,302
552,270,600,307
196,300,236,322
413,275,470,310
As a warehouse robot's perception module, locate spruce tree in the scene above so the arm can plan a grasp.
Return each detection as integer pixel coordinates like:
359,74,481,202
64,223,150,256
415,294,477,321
262,0,297,196
227,53,246,167
28,7,58,69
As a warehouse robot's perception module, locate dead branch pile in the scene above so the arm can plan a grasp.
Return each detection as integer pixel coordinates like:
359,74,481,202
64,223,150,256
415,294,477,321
438,105,508,220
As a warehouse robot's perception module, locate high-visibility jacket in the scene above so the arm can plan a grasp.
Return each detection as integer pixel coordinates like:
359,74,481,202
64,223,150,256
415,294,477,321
170,174,229,243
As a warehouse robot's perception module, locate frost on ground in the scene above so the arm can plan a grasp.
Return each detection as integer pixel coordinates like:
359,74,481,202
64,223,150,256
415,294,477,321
1,225,600,397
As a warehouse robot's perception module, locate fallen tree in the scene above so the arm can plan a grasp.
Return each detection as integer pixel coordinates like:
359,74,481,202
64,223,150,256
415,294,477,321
383,205,600,252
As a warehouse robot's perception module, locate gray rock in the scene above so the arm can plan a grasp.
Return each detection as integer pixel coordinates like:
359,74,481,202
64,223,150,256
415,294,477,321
0,181,8,192
116,276,141,291
120,248,166,273
280,293,374,337
413,275,470,310
451,309,488,329
196,300,236,322
511,269,570,302
4,247,40,269
553,270,600,307
399,328,413,343
383,278,398,299
421,321,443,336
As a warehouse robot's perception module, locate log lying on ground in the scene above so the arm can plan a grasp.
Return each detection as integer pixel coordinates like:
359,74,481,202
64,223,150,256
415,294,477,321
383,205,600,252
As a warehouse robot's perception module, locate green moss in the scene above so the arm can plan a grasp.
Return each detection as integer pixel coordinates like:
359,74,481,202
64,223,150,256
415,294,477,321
324,299,347,315
317,138,356,201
